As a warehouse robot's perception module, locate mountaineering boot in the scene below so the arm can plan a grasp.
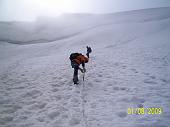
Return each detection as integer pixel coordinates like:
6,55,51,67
73,75,79,84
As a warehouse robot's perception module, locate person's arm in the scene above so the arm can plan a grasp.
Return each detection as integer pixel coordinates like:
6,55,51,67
82,61,86,72
79,56,87,73
78,62,86,73
82,62,85,68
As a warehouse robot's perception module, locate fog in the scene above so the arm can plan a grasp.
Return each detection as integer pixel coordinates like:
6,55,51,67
0,0,170,21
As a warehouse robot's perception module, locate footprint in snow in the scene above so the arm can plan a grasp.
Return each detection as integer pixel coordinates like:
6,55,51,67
87,82,93,87
131,68,138,73
0,116,13,125
69,117,81,126
116,111,127,118
120,87,129,91
143,79,158,85
113,86,120,90
105,75,112,79
70,98,80,104
28,102,46,110
18,123,34,127
48,110,60,120
36,117,44,122
149,75,156,79
51,88,59,92
122,65,127,69
160,79,169,84
63,94,71,100
97,74,103,77
22,90,43,99
70,98,80,107
52,76,58,80
0,99,12,105
61,114,69,119
114,62,120,66
113,86,128,91
20,74,25,76
1,104,22,114
137,103,144,108
50,83,63,87
50,95,62,101
143,72,150,76
94,78,101,83
53,119,64,127
7,86,26,90
131,96,145,103
90,102,97,108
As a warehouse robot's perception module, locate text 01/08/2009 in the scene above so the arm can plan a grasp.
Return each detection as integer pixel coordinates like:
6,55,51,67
127,107,163,115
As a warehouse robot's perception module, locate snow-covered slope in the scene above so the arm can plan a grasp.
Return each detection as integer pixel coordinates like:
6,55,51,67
0,7,170,127
0,7,170,44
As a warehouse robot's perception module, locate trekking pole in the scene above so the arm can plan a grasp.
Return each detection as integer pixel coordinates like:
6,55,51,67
83,72,85,82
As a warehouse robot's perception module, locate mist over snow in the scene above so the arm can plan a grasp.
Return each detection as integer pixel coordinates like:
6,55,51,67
0,7,170,127
1,7,170,44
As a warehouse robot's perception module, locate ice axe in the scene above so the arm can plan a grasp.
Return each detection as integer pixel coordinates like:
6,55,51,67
83,72,85,81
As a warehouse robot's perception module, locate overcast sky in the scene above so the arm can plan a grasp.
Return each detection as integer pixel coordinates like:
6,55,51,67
0,0,170,21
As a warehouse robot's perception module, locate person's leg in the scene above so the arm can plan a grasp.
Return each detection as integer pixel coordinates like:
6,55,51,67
73,65,79,84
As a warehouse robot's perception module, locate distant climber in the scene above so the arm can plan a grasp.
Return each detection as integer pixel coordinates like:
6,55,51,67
86,46,92,58
69,53,89,84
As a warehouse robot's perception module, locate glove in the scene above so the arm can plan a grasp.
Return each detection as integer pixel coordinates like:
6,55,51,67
79,68,86,73
79,68,84,73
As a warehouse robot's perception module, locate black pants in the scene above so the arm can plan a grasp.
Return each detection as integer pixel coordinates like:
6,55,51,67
71,61,79,83
74,65,79,78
